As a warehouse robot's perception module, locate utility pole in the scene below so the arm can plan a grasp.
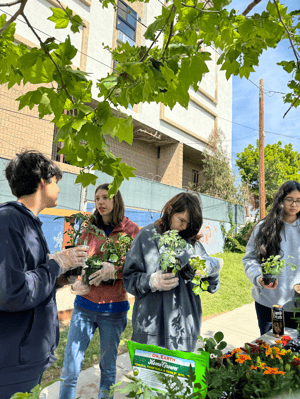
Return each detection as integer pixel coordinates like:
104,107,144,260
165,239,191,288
259,79,265,219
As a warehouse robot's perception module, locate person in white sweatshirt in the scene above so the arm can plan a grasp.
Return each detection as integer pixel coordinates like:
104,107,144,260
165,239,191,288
243,181,300,335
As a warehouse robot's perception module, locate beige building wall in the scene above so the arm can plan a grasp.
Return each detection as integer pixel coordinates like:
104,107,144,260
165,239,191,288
105,135,159,180
158,143,183,189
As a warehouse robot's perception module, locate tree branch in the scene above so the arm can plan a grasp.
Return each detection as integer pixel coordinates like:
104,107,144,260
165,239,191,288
0,0,22,6
161,19,173,59
273,0,300,63
0,0,27,35
241,0,262,16
21,12,74,103
140,5,176,62
181,3,220,13
283,94,300,118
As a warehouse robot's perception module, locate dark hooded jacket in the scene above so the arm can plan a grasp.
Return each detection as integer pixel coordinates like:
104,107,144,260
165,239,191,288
0,201,61,384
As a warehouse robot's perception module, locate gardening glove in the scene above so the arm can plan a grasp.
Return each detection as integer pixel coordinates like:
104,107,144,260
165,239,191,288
67,275,78,284
89,262,115,286
149,270,179,292
70,279,91,295
48,246,89,275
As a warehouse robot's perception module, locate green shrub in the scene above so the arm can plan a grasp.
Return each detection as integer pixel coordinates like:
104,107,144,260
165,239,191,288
221,212,255,253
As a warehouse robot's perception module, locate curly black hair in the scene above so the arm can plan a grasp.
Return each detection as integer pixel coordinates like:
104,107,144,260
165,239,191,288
5,150,63,198
255,181,300,261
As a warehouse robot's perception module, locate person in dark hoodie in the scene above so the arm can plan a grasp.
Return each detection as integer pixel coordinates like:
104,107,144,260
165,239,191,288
0,150,88,399
123,192,223,352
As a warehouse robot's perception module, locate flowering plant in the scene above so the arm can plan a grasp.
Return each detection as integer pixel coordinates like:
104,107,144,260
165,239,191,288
100,232,134,271
202,333,300,398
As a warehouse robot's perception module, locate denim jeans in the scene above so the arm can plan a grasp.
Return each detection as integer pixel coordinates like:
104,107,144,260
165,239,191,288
59,305,127,399
0,374,42,399
255,301,298,336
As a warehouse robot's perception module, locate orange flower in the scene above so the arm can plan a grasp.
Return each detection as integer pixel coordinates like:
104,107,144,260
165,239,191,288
275,340,282,345
250,365,258,370
231,348,242,355
266,347,285,359
235,355,251,364
260,363,266,369
263,367,285,375
221,353,232,359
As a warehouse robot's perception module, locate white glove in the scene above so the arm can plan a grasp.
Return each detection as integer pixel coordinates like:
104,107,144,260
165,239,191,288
67,275,78,284
89,262,115,286
70,280,91,295
149,270,179,292
48,246,89,275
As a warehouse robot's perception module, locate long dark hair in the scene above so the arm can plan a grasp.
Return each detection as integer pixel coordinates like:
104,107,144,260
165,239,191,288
155,192,203,244
255,181,300,261
90,183,125,229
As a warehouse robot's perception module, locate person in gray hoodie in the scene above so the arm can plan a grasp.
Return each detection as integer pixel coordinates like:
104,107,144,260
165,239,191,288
243,181,300,336
123,192,222,352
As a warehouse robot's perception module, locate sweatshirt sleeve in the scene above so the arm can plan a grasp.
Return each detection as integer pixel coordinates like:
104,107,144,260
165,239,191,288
123,228,156,299
243,225,262,287
0,225,60,312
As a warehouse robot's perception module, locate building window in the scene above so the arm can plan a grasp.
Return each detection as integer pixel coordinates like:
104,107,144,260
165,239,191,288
51,126,69,164
116,0,137,43
192,169,199,186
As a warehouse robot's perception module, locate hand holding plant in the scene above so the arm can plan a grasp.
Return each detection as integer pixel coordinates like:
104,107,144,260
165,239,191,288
152,230,193,275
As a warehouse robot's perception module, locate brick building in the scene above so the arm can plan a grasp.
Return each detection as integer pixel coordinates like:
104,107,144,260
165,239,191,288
0,0,240,254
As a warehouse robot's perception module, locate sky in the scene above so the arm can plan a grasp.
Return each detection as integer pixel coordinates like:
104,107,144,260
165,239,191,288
227,0,299,171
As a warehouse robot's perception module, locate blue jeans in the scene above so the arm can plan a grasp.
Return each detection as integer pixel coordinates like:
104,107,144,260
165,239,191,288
0,374,42,399
255,301,298,336
59,305,127,399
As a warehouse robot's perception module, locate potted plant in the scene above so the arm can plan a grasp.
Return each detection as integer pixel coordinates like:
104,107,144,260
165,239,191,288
261,255,297,285
153,230,193,275
152,230,209,296
54,212,92,278
83,233,134,286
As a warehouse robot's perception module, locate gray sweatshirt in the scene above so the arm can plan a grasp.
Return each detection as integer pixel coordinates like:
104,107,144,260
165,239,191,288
123,223,222,352
243,218,300,311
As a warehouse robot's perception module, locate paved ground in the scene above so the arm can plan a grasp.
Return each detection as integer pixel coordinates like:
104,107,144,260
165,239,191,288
41,288,300,399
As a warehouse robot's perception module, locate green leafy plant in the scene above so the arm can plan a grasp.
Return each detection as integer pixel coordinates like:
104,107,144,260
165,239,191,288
153,230,193,275
100,233,134,270
10,379,61,399
54,212,93,246
220,213,254,254
190,256,209,296
261,255,286,276
203,334,300,399
83,233,134,285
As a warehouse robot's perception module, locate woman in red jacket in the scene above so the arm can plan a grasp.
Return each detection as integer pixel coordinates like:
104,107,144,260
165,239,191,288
59,183,139,399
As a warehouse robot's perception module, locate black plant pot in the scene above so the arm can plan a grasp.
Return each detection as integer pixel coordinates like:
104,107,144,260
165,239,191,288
62,245,83,277
262,273,276,285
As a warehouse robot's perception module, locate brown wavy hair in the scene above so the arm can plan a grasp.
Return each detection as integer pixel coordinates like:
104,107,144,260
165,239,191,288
155,192,203,244
90,183,125,229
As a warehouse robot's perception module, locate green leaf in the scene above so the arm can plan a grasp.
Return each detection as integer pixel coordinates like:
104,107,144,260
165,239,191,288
214,331,224,343
48,7,70,29
144,16,165,41
75,172,98,187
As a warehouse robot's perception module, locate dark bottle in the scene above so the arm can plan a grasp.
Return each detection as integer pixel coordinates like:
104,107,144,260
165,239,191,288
272,305,284,337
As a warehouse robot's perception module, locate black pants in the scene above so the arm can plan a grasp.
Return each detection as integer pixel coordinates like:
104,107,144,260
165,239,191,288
0,373,43,399
255,301,299,336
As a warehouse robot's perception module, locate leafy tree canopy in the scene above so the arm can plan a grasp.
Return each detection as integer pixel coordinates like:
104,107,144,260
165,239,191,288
236,140,300,205
0,0,299,195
